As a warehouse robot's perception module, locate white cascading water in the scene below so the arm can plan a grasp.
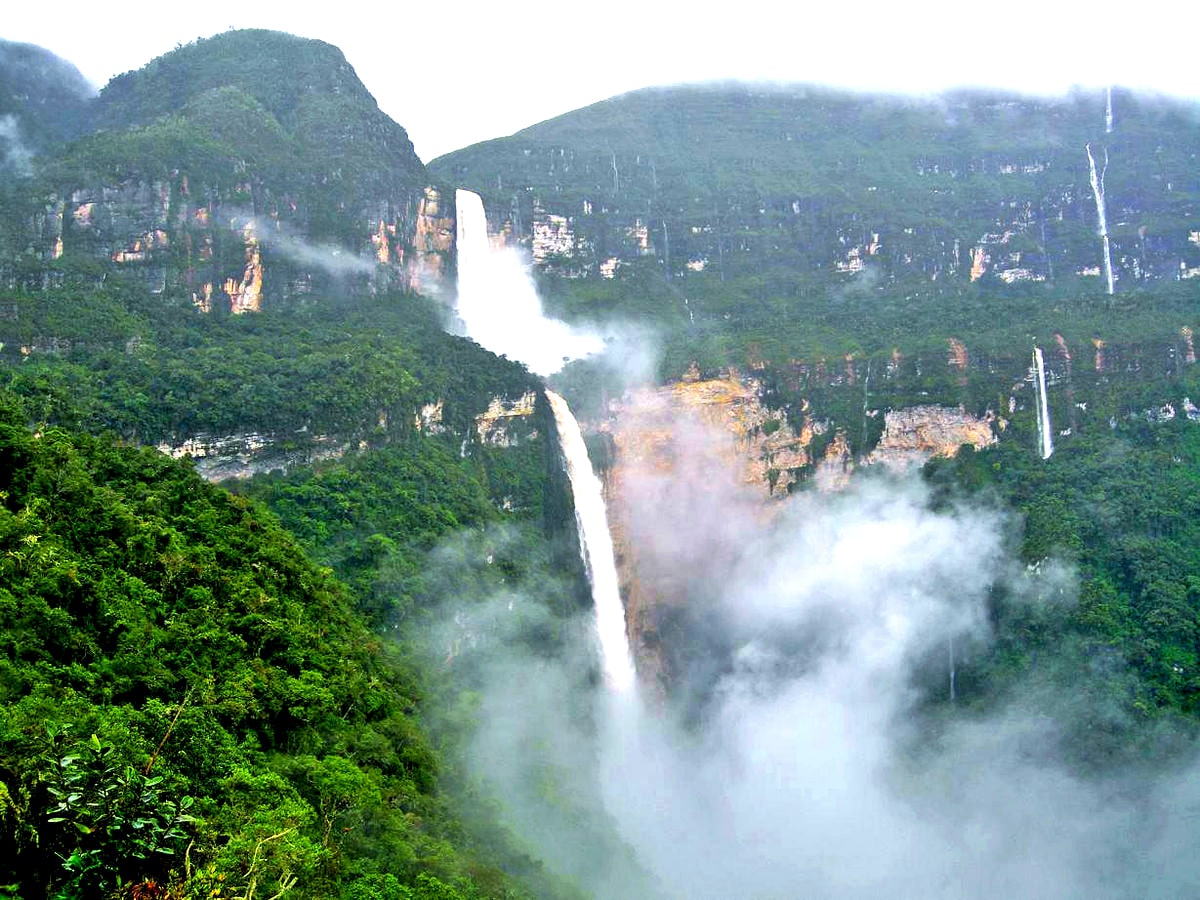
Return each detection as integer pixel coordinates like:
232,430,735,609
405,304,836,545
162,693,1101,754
545,389,637,693
1085,143,1115,296
451,188,632,688
453,189,603,376
1033,346,1054,460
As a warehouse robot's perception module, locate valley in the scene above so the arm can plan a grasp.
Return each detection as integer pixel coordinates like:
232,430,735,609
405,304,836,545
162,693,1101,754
0,28,1198,899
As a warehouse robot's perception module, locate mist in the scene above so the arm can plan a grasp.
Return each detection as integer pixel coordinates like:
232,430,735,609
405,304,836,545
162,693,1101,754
229,215,377,277
423,404,1200,899
453,189,606,377
0,115,33,176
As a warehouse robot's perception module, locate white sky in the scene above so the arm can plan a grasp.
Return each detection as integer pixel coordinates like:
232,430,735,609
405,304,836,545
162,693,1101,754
4,1,1197,162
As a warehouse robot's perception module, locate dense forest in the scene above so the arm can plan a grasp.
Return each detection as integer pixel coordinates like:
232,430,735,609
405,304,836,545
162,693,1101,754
0,282,595,899
1,25,1199,900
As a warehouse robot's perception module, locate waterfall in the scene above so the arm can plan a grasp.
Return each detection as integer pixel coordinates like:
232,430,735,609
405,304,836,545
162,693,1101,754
453,189,602,376
545,389,637,693
1085,143,1115,296
1033,346,1054,460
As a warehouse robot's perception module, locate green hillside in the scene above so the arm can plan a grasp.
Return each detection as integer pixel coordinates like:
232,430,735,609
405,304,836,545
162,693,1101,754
2,28,1200,899
2,30,437,305
432,84,1200,377
92,30,425,222
0,393,574,899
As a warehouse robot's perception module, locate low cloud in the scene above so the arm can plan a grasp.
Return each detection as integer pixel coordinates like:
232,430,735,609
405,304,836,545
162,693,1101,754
0,115,33,176
230,214,376,277
420,386,1200,899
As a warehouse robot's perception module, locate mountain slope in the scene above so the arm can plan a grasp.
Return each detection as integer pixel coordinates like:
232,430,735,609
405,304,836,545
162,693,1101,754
3,30,449,305
433,83,1200,291
0,393,555,898
94,29,425,213
0,39,93,168
432,84,1200,393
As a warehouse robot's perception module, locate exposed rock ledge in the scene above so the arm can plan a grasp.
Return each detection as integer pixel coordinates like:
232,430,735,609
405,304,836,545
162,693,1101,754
158,392,541,482
598,372,999,691
867,404,999,471
475,391,538,447
157,431,349,481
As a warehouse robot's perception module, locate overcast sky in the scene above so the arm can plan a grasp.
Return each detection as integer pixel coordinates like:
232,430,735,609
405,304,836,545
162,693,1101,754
5,1,1197,161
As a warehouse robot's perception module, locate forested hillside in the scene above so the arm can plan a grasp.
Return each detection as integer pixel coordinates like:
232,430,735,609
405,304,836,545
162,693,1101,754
0,32,593,899
0,390,584,899
1,30,445,305
433,85,1200,377
2,25,1200,899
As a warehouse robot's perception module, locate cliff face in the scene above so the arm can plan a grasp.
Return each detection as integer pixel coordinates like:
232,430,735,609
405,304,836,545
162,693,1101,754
599,374,772,693
159,390,542,482
156,430,350,481
601,371,997,502
604,371,808,499
597,370,999,685
432,85,1200,292
407,187,456,294
475,391,539,447
28,173,444,306
4,31,439,305
867,405,998,470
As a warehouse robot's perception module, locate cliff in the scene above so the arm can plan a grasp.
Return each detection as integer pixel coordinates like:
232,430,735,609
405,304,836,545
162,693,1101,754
596,369,999,686
433,85,1200,292
158,390,544,483
2,31,443,305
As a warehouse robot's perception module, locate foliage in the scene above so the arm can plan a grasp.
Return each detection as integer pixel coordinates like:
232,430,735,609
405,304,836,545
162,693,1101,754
435,84,1200,383
0,289,539,445
923,382,1200,765
0,394,545,898
41,729,195,899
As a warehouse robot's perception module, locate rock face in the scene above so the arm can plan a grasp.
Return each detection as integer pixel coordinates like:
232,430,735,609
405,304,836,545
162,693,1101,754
407,187,455,294
603,371,811,500
160,392,542,482
597,370,1000,685
866,405,998,471
475,392,538,446
432,85,1200,291
156,431,350,481
599,374,773,694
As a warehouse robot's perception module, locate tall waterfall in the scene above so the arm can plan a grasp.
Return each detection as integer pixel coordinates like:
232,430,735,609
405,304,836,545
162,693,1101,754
453,189,602,376
1085,143,1115,296
1033,346,1054,460
545,390,637,693
451,187,629,688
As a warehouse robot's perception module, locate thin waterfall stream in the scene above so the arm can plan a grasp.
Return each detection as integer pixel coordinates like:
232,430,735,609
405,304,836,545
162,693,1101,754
545,390,637,693
1033,346,1054,460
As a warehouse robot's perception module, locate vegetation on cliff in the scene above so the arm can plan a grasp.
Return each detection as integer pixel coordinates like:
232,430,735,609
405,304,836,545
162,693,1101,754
0,288,534,445
923,379,1200,754
2,27,1200,897
0,282,580,899
0,390,562,899
434,84,1200,381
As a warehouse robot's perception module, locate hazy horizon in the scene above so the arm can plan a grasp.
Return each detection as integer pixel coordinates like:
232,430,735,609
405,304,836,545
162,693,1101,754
5,1,1196,160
